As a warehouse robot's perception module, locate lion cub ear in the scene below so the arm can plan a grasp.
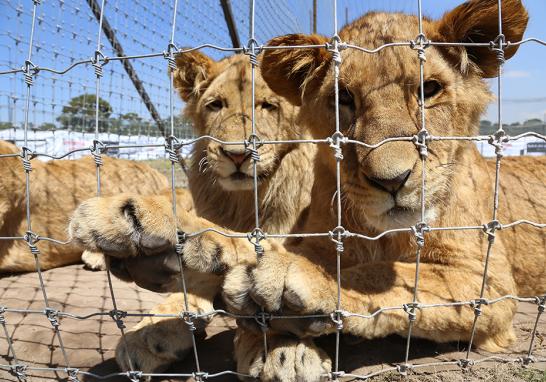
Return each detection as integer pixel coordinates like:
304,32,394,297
437,0,528,78
261,34,331,106
172,51,216,102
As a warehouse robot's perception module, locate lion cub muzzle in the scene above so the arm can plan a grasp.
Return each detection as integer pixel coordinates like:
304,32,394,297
359,141,418,196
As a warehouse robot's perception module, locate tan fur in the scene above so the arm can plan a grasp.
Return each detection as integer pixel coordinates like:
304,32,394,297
221,0,541,357
69,1,545,379
69,53,317,377
0,140,167,273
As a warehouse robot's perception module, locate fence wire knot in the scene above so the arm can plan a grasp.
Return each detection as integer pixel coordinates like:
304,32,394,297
412,130,429,158
534,295,546,313
403,303,419,322
92,50,108,77
248,228,266,257
327,371,346,380
488,131,508,158
44,307,60,327
482,220,501,243
65,368,80,382
411,222,428,248
470,298,488,317
23,231,40,255
165,135,181,163
177,230,187,242
91,140,105,166
410,33,429,62
245,134,262,162
164,43,179,70
329,226,346,253
490,34,506,65
20,147,36,172
193,371,209,381
22,60,39,86
254,311,271,332
243,38,261,66
326,35,345,64
458,358,475,369
328,132,345,161
330,310,345,330
522,355,536,366
181,311,198,331
397,363,413,376
127,370,143,382
10,364,27,381
109,309,127,329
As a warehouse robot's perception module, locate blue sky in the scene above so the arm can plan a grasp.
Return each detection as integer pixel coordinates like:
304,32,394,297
0,0,544,129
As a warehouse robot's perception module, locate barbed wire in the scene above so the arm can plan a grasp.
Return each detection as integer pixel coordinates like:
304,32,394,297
0,0,545,381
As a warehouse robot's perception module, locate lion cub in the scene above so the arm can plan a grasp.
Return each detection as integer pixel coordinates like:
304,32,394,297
70,53,319,376
71,0,545,380
0,140,167,273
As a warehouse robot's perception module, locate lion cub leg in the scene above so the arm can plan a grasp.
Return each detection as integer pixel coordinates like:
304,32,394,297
234,328,332,382
116,275,220,374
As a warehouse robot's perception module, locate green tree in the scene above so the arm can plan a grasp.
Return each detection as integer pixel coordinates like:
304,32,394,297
0,122,14,130
38,122,57,131
523,118,543,126
57,94,112,132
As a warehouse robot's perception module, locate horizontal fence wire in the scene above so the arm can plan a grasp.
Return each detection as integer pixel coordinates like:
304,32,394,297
0,0,545,381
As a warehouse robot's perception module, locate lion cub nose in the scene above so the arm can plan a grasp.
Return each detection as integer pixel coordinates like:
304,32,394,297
221,148,249,167
367,169,411,194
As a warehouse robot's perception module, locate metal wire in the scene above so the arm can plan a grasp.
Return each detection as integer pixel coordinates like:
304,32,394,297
0,0,545,381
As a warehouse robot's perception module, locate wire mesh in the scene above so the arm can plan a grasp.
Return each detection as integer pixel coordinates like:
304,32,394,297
0,0,545,381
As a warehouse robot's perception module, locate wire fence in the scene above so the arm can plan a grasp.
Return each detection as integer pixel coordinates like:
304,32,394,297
0,0,545,381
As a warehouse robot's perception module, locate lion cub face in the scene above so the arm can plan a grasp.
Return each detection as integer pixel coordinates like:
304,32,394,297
261,0,528,230
173,53,301,192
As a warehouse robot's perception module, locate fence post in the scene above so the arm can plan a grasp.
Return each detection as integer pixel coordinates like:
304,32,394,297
220,0,241,49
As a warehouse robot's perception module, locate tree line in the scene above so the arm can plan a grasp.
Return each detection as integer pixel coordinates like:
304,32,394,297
0,93,192,137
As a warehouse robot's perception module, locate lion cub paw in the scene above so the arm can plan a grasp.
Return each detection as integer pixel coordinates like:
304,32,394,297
81,250,106,271
236,331,331,382
115,320,197,377
70,194,177,258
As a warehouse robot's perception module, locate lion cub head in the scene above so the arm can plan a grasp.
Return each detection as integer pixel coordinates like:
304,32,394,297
261,0,528,230
173,52,301,192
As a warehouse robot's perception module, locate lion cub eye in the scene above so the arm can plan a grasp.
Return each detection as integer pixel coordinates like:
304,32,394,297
260,101,277,111
206,100,224,112
334,88,355,110
419,80,443,99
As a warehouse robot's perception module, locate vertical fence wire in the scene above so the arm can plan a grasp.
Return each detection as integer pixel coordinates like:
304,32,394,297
465,0,506,362
246,0,271,358
401,0,428,372
329,0,345,379
21,0,73,379
167,0,205,377
91,0,138,378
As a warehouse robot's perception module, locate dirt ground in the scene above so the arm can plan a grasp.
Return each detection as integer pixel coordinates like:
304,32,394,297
0,265,545,381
